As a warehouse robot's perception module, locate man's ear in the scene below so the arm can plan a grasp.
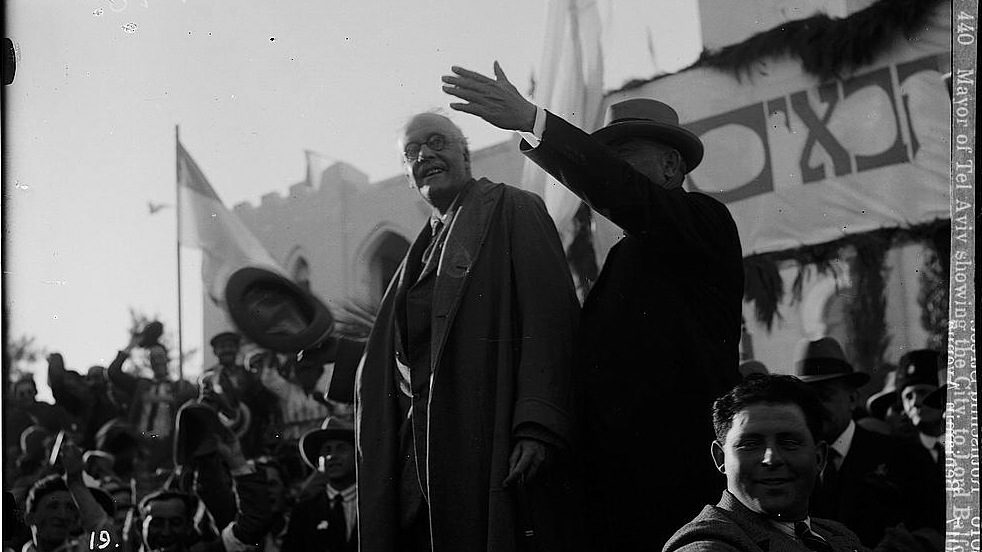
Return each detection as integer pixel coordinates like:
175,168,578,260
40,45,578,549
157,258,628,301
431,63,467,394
711,441,726,474
661,148,682,180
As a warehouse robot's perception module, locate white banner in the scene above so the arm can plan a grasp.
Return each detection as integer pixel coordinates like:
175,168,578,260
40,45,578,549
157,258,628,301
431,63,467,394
605,5,951,256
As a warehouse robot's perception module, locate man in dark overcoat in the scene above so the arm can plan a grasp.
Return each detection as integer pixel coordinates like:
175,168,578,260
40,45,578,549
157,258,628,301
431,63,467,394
355,112,580,551
797,337,935,548
443,63,744,549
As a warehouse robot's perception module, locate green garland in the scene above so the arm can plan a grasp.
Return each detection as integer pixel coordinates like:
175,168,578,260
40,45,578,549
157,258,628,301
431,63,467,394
615,0,945,92
743,220,950,351
845,236,891,374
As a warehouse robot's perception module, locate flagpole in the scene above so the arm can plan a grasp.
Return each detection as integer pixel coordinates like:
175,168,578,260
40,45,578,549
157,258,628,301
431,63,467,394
175,125,184,382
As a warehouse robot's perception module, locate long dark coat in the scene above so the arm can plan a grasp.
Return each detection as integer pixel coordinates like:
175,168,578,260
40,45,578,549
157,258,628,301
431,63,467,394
524,111,745,550
355,179,580,552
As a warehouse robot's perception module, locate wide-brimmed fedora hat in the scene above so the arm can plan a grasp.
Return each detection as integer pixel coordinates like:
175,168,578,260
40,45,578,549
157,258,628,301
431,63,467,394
173,402,231,467
795,337,870,387
299,416,355,470
591,98,704,172
865,368,899,419
225,267,334,354
895,349,942,392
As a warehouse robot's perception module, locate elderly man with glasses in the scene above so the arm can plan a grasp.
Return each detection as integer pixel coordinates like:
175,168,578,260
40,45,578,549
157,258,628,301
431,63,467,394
353,111,580,552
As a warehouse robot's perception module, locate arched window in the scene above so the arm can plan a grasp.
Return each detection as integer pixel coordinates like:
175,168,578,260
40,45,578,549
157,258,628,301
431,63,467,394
367,232,410,304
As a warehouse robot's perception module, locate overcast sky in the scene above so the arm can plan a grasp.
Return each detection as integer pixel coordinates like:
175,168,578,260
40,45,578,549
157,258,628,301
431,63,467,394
4,0,702,397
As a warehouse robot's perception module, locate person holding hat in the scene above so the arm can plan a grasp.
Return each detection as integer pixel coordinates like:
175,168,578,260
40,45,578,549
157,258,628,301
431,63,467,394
444,62,743,549
202,331,273,458
796,337,932,548
21,441,118,552
282,417,357,552
353,111,580,552
107,331,196,469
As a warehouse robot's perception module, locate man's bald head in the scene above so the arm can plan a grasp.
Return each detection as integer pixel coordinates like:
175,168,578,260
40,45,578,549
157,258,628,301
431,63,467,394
401,112,473,213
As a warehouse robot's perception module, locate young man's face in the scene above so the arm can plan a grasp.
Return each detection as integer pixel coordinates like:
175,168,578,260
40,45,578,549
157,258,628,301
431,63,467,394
142,497,192,552
318,439,355,485
712,403,826,521
213,341,239,366
28,490,80,546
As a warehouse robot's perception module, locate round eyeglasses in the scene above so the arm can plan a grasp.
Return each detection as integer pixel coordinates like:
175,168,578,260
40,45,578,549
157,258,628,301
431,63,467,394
403,133,447,161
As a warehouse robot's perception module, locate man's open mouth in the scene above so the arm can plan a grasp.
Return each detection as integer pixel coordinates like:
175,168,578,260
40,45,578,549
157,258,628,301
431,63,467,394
419,166,446,179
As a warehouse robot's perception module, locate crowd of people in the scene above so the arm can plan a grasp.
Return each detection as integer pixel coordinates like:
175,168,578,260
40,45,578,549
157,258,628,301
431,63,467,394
3,62,950,552
4,328,363,552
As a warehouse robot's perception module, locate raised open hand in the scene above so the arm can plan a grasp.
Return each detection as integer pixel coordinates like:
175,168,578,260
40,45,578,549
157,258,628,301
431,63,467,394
442,62,536,132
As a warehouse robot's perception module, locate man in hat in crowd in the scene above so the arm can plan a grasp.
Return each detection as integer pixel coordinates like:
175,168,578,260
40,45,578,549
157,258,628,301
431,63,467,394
663,374,865,552
443,62,744,549
283,417,357,552
203,331,273,457
796,337,936,548
354,110,580,551
893,349,946,538
107,331,196,469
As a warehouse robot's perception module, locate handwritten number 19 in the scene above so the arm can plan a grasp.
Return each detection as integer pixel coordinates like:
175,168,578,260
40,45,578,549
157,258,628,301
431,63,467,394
89,530,111,550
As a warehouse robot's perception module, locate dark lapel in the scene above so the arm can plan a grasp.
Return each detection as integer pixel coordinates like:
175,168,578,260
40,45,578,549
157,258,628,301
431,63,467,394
430,178,503,374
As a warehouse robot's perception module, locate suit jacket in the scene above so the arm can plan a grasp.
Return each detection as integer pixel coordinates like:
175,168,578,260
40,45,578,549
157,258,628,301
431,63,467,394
664,491,867,552
810,425,933,547
355,178,581,552
283,492,357,552
895,434,945,536
523,110,744,549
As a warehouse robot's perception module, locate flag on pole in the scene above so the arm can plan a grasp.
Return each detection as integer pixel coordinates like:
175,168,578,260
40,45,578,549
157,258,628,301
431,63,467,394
177,140,284,305
526,0,605,247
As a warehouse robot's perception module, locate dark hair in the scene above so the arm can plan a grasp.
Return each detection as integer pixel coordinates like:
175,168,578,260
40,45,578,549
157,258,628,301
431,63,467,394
25,475,68,514
138,490,196,519
712,374,824,443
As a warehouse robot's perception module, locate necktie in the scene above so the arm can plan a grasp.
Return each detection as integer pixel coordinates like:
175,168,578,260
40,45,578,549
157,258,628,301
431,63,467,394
327,493,347,548
421,220,443,269
795,522,833,552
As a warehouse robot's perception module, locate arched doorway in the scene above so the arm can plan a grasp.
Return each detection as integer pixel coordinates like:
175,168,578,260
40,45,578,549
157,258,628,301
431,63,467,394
364,231,411,305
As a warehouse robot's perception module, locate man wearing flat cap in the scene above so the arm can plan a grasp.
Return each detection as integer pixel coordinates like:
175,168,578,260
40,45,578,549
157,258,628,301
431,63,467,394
444,62,743,549
796,337,932,548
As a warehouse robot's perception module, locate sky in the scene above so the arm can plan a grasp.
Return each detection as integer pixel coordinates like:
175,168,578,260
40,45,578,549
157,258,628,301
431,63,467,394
3,0,703,398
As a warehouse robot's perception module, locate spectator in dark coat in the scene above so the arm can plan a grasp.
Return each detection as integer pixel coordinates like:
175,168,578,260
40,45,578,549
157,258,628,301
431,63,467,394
282,417,357,552
894,350,946,541
797,338,936,548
